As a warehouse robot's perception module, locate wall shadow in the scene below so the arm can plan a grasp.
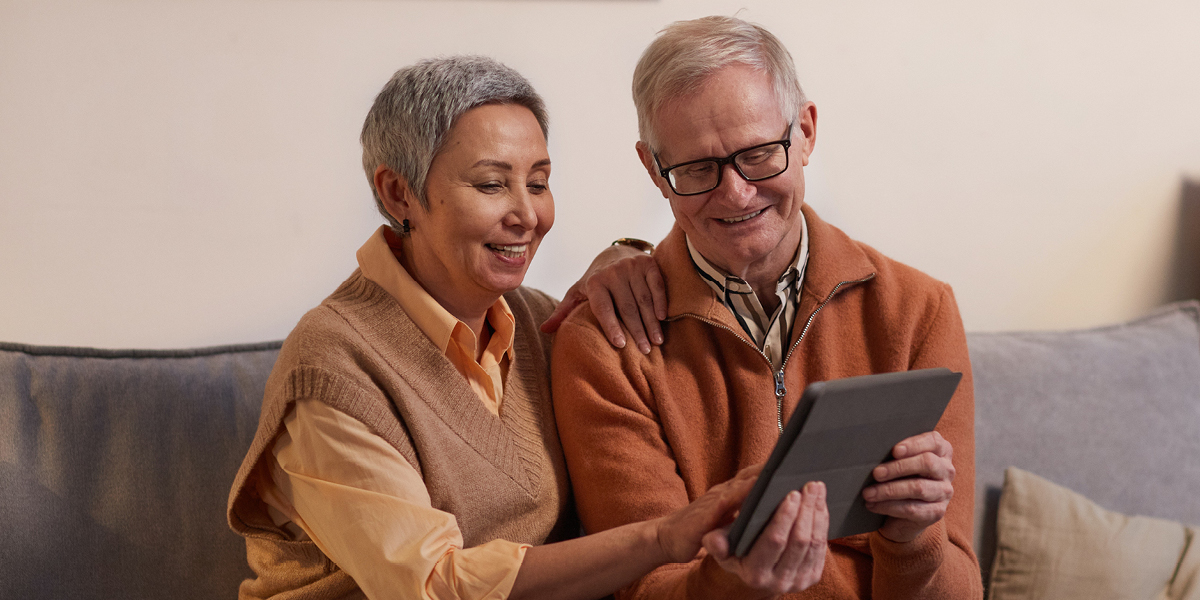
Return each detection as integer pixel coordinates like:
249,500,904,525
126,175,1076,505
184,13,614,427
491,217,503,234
1166,179,1200,304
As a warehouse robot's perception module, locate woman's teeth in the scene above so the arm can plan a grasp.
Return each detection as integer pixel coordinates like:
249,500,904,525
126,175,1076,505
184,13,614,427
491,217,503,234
487,243,528,258
723,209,764,224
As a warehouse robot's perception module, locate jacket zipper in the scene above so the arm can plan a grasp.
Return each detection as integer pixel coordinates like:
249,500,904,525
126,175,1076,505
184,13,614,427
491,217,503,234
667,273,876,434
773,273,875,432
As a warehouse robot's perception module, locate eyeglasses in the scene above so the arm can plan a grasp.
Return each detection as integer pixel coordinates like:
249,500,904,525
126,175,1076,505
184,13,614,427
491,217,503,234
653,124,793,196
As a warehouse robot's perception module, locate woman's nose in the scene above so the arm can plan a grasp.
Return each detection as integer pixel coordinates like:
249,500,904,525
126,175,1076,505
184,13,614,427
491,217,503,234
505,189,539,229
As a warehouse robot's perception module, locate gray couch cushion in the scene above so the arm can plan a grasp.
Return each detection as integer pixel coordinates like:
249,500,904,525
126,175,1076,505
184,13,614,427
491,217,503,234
0,341,280,600
968,301,1200,579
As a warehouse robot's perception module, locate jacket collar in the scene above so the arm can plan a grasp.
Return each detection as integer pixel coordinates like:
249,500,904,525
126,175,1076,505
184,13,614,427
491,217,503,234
657,204,877,327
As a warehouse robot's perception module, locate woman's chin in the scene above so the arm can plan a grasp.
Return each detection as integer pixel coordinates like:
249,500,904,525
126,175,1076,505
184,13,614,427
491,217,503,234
475,270,529,297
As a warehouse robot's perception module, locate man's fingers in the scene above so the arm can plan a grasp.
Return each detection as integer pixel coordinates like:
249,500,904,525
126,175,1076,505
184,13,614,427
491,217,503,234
773,482,824,587
797,490,829,590
741,490,801,579
707,481,829,594
865,498,948,522
863,476,953,504
892,430,951,460
872,451,955,483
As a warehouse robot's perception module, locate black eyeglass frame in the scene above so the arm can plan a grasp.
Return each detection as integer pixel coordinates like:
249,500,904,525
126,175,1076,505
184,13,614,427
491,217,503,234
653,124,794,196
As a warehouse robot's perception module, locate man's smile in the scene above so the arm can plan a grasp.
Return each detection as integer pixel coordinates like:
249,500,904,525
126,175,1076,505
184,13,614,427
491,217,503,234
720,208,765,224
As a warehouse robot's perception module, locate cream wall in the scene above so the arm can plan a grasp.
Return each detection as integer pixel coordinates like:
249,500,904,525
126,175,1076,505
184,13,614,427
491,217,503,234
2,0,1198,348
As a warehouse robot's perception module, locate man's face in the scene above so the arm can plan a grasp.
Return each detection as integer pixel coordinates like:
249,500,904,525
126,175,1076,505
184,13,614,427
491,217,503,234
637,65,816,283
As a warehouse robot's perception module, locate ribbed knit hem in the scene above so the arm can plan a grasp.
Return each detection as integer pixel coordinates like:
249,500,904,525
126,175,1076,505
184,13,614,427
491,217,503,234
868,519,947,576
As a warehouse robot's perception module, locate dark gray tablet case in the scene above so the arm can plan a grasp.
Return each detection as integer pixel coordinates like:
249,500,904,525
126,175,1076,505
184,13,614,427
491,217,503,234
727,368,962,557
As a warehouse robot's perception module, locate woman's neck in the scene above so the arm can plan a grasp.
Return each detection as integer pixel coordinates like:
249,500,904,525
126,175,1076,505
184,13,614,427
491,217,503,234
396,237,492,346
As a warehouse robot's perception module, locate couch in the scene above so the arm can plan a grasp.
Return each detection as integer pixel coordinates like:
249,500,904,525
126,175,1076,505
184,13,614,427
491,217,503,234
2,301,1198,599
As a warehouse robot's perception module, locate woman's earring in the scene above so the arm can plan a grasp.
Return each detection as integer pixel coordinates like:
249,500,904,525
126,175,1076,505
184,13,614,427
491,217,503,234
401,219,412,236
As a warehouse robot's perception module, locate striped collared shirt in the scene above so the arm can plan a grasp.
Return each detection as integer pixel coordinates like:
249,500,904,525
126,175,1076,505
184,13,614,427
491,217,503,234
687,213,810,370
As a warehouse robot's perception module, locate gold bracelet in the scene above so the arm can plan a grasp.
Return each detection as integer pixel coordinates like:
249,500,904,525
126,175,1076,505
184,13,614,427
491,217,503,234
610,237,655,254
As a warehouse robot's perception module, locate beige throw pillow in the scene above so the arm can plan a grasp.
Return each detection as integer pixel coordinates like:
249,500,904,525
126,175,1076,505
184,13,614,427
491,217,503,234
989,467,1199,600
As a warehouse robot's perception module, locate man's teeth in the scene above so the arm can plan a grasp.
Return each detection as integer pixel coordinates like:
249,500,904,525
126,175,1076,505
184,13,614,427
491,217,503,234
723,209,764,224
488,244,528,258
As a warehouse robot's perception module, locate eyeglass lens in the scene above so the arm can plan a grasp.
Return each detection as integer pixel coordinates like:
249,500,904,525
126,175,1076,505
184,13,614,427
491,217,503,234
667,142,789,195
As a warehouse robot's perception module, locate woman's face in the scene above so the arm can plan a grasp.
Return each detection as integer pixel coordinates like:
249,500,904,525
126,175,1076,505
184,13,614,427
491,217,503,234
407,103,554,314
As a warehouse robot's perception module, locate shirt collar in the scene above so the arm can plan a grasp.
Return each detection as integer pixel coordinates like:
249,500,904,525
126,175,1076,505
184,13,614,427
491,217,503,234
686,211,809,298
355,225,515,361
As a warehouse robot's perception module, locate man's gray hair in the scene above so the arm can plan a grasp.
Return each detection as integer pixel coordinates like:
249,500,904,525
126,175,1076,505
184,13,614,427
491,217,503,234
360,55,548,231
632,16,806,152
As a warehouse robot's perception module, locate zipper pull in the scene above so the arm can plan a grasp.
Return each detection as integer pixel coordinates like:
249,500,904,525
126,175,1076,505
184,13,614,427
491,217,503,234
774,370,787,399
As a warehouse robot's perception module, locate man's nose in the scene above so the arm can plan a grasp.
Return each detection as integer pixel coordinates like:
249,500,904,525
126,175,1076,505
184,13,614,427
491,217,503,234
714,163,754,205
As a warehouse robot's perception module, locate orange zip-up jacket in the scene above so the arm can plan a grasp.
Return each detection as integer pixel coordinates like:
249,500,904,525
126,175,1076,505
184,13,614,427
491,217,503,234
552,205,982,600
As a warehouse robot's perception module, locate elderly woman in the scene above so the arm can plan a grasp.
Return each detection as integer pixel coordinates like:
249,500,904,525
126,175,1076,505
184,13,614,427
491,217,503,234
227,56,754,600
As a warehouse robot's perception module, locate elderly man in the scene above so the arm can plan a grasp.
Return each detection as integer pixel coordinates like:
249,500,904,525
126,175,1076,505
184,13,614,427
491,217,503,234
550,16,983,599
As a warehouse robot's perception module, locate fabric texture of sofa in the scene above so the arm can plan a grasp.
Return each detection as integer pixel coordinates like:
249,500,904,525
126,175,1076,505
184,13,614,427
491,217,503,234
2,301,1198,599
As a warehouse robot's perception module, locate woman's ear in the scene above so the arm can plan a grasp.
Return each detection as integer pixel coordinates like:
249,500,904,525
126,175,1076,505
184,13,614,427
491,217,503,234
374,164,417,224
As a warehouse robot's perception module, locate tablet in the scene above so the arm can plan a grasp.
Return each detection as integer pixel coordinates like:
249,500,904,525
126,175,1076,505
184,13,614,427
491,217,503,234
726,368,962,557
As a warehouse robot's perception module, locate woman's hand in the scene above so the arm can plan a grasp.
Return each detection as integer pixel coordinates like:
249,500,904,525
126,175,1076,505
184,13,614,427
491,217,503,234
540,244,667,354
863,430,955,543
654,465,762,563
701,481,828,595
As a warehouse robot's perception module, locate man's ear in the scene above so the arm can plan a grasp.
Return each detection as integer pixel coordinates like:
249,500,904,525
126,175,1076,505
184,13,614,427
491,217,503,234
795,101,818,167
374,164,417,224
635,141,671,199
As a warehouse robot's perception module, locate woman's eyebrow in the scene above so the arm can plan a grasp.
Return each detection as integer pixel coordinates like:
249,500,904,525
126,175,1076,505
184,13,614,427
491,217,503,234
471,158,552,169
472,159,512,170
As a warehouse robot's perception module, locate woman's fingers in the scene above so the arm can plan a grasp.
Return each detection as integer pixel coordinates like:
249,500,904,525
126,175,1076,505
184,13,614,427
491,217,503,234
657,464,765,563
538,284,585,334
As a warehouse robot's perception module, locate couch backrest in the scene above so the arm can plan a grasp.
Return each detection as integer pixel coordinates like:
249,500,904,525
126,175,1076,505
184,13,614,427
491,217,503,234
6,301,1199,596
0,341,281,600
967,300,1200,579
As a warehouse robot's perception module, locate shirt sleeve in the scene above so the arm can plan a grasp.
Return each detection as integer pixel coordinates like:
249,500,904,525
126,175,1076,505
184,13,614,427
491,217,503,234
261,397,529,600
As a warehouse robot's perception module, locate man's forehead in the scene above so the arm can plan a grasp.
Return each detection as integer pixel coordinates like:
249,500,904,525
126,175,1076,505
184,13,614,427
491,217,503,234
652,67,787,162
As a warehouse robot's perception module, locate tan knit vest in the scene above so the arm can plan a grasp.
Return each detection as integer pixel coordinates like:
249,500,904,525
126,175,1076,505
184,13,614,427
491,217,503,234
227,271,577,599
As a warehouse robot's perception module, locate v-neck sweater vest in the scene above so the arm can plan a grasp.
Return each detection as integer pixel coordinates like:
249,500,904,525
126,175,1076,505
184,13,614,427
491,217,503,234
228,271,576,600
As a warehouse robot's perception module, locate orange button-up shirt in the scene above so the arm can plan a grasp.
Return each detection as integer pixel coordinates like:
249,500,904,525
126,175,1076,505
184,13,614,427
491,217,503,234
257,225,528,600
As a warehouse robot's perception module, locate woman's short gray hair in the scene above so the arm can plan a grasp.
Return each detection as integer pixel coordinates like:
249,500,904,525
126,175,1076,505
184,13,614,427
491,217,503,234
632,16,806,152
360,55,548,231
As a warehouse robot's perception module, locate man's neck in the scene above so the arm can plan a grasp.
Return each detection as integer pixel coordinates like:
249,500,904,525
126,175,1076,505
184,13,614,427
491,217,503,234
687,230,806,312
